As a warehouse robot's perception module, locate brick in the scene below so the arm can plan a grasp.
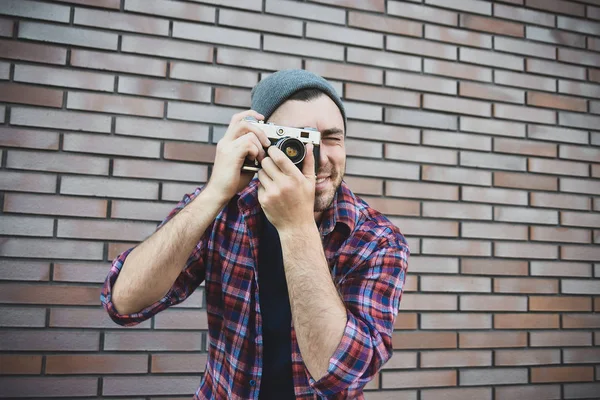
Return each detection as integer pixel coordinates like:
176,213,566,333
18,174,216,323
167,102,243,125
527,59,586,80
0,306,46,327
494,138,556,158
345,139,384,159
460,368,528,385
122,75,211,102
345,101,382,121
103,376,201,396
426,0,491,14
424,130,491,152
391,218,457,238
462,259,524,276
461,295,527,311
558,15,600,35
424,94,491,117
0,61,9,79
562,279,600,295
495,4,555,26
532,366,594,383
0,82,63,108
388,1,458,25
264,34,344,60
392,332,457,350
0,355,42,374
494,172,558,190
0,38,67,65
527,0,585,16
460,81,524,104
423,165,491,186
0,18,12,37
563,314,600,329
152,354,208,373
47,354,148,374
495,349,561,366
590,5,600,20
0,329,99,351
560,85,600,106
104,331,202,351
381,370,457,389
559,48,600,68
361,390,417,399
424,59,492,82
125,0,215,22
532,226,591,243
170,62,257,87
14,64,114,92
495,70,556,92
425,25,491,48
72,49,166,77
421,388,491,400
460,14,524,37
113,159,207,183
265,0,345,24
122,36,213,62
344,176,383,196
24,21,119,52
495,278,559,294
531,261,592,277
394,313,418,330
58,219,154,241
309,0,385,11
74,8,168,35
53,0,120,8
359,197,420,217
528,124,588,145
405,257,459,274
386,181,458,200
494,104,555,124
496,385,561,400
423,202,491,220
422,239,491,256
562,212,600,228
462,222,528,240
565,383,600,399
1,0,70,22
213,87,251,107
531,331,592,347
306,60,382,85
346,84,420,108
307,22,382,48
496,242,559,259
460,332,527,349
530,296,592,311
460,116,525,137
564,348,600,363
560,144,600,163
164,142,216,164
68,133,160,159
345,158,419,180
0,377,98,397
116,116,209,142
526,26,585,48
420,350,491,368
67,92,163,118
348,12,422,37
0,171,56,194
461,151,526,171
0,260,50,281
385,108,457,130
0,215,53,237
494,206,558,224
60,176,158,200
7,150,108,176
529,158,589,177
386,144,456,165
53,262,113,283
387,36,457,60
185,0,261,10
560,111,600,130
386,70,456,95
421,276,491,293
348,48,421,71
528,92,587,112
400,293,458,310
498,37,556,60
220,9,302,37
0,282,102,306
561,178,600,196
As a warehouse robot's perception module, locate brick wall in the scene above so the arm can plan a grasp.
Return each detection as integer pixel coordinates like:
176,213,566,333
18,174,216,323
0,0,599,398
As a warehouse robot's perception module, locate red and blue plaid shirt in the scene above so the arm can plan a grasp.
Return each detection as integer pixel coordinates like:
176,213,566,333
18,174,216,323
101,178,409,399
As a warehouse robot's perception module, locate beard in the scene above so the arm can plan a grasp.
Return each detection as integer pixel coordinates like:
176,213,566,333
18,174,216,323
314,165,344,212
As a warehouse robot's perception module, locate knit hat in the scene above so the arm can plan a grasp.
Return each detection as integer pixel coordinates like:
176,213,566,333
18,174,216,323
250,69,347,131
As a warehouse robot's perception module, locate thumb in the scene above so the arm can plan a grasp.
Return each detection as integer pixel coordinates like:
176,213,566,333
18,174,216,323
302,143,316,179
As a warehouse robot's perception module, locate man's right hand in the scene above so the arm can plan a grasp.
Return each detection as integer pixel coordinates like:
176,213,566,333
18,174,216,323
205,110,272,203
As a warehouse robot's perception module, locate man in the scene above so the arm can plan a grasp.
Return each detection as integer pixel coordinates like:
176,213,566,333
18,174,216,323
101,69,409,399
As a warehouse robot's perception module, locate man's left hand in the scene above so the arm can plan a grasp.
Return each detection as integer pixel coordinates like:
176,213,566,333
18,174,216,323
257,143,316,232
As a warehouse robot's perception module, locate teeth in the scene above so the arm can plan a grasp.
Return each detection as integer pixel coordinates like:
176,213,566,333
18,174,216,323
317,177,328,183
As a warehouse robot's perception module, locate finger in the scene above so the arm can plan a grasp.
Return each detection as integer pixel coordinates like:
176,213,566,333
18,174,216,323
267,145,299,177
257,169,274,191
302,143,316,180
229,109,264,127
259,155,282,182
233,132,262,162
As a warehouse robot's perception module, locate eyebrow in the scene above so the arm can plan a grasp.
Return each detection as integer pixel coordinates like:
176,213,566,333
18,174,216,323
320,128,344,136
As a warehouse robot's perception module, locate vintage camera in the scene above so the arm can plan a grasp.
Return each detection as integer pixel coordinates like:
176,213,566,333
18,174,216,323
241,116,321,174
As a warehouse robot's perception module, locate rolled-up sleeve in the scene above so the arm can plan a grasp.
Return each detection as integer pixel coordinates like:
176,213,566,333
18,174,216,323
307,237,409,397
100,186,209,326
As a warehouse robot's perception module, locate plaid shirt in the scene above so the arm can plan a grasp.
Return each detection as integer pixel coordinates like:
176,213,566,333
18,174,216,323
101,178,409,399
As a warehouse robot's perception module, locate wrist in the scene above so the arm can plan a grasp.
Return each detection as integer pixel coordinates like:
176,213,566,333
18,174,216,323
277,221,319,242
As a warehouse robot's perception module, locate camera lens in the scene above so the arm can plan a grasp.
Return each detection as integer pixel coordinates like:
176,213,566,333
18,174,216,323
276,137,305,165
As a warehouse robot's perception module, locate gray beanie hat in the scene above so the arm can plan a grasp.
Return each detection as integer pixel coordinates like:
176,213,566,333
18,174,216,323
250,69,346,131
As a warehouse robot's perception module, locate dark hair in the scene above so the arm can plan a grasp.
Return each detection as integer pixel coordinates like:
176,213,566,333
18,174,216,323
287,88,326,102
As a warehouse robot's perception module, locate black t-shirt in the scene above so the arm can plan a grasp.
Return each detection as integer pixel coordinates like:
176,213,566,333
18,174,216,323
257,214,296,399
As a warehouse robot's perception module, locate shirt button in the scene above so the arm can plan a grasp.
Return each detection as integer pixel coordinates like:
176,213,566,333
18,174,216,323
249,380,256,387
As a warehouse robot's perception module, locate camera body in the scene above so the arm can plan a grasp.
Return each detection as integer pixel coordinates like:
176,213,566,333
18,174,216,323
241,116,321,174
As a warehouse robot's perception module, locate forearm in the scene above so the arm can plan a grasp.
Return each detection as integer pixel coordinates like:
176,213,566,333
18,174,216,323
279,224,347,381
112,187,227,315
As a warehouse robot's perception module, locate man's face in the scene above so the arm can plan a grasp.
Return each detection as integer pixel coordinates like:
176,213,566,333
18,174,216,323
268,94,346,213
